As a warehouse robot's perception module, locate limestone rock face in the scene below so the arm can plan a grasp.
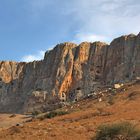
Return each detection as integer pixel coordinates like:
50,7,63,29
104,34,140,83
0,34,139,113
0,61,25,83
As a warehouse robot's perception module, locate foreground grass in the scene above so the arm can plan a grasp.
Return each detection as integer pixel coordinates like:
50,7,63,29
93,122,140,140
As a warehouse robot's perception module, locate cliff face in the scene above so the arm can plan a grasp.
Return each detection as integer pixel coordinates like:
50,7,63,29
104,34,140,83
0,34,140,113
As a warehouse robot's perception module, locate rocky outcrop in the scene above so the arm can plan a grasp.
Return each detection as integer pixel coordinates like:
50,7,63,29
0,33,140,113
104,34,140,84
0,61,25,83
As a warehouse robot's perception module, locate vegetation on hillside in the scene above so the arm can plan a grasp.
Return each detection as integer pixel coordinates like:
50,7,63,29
94,122,140,140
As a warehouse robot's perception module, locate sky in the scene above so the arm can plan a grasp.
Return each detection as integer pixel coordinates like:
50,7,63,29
0,0,140,62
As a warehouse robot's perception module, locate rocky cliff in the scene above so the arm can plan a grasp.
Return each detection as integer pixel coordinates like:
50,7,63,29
0,33,140,113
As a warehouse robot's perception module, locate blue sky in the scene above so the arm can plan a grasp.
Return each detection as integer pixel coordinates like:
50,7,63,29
0,0,140,62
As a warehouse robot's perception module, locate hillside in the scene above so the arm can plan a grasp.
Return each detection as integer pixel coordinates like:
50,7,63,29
0,80,139,140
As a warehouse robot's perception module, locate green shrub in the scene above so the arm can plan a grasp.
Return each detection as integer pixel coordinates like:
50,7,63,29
45,110,68,119
35,110,69,120
107,96,115,105
94,122,140,140
45,111,58,118
32,110,42,116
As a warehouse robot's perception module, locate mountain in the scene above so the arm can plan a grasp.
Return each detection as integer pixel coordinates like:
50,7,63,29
0,33,140,113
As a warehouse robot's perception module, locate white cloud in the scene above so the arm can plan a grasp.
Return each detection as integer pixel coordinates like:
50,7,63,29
70,0,140,43
74,33,109,43
47,46,54,51
26,0,140,43
21,50,45,62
